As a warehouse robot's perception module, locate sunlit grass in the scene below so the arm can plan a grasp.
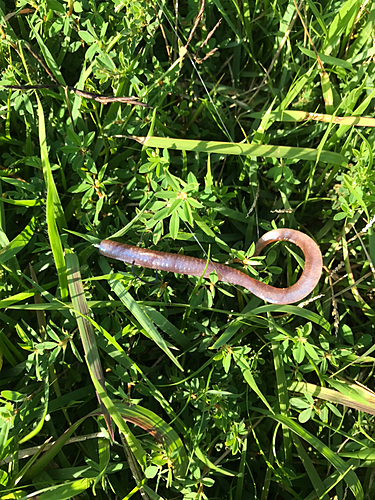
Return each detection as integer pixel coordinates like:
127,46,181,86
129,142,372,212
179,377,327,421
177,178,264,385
0,0,374,498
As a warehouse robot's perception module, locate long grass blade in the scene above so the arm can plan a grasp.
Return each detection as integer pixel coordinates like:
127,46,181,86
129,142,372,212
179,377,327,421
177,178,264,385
65,250,113,439
128,135,346,165
289,381,375,415
98,258,184,371
269,412,363,499
250,109,375,127
24,403,187,480
35,93,68,299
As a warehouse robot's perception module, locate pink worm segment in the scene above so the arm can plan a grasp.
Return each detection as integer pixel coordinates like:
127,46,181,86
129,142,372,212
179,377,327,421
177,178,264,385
98,228,323,305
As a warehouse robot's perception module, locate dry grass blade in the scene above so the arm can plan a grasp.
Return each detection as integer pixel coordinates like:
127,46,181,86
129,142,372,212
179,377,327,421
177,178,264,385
184,0,205,50
3,41,150,108
3,84,150,107
289,380,375,416
249,110,375,127
120,433,151,500
292,0,325,71
25,42,59,84
195,18,221,61
249,1,302,104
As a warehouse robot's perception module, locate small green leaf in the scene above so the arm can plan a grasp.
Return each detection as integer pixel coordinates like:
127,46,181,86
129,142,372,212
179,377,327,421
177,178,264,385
78,30,97,43
304,342,320,361
293,342,305,363
299,407,312,423
223,352,232,373
1,390,25,402
145,465,159,479
334,212,347,220
290,397,310,410
169,210,179,239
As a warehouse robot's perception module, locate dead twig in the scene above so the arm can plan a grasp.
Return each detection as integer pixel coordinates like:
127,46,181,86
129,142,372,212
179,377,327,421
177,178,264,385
2,84,151,108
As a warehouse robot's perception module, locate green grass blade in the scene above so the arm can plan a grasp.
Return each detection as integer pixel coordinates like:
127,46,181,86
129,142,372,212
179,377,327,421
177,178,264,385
28,23,66,86
0,198,44,207
35,93,68,299
24,417,88,479
65,250,113,438
19,381,49,445
0,215,36,265
292,435,330,500
38,478,92,500
35,95,67,229
249,305,330,330
129,136,347,165
45,166,68,300
91,366,188,479
212,306,329,349
271,412,363,500
94,435,110,490
235,436,247,500
324,0,361,56
0,291,36,309
0,330,24,366
95,329,186,436
298,46,354,71
269,315,292,464
88,366,147,474
232,349,273,413
98,258,184,371
194,446,234,476
115,403,188,478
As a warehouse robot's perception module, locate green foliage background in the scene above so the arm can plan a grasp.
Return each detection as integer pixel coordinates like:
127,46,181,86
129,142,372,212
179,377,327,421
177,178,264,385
0,0,374,499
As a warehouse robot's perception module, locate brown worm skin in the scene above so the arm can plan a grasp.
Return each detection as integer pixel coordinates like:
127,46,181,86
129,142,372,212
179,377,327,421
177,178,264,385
98,228,323,305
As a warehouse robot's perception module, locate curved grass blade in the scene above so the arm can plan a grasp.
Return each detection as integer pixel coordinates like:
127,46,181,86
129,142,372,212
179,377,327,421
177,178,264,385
115,403,188,478
88,367,149,496
212,305,329,350
0,216,37,265
249,304,329,330
269,315,292,464
19,381,49,445
25,403,188,480
9,276,186,434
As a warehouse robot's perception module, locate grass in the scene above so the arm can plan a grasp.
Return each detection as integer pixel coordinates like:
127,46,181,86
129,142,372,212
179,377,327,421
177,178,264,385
0,0,374,498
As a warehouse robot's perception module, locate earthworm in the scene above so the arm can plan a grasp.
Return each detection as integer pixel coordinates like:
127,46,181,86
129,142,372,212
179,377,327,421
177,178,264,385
97,228,323,304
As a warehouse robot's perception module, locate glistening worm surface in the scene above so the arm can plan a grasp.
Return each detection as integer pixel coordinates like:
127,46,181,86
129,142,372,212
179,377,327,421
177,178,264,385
98,228,323,305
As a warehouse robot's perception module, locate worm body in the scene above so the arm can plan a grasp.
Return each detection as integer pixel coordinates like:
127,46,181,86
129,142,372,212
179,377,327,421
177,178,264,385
98,229,323,304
